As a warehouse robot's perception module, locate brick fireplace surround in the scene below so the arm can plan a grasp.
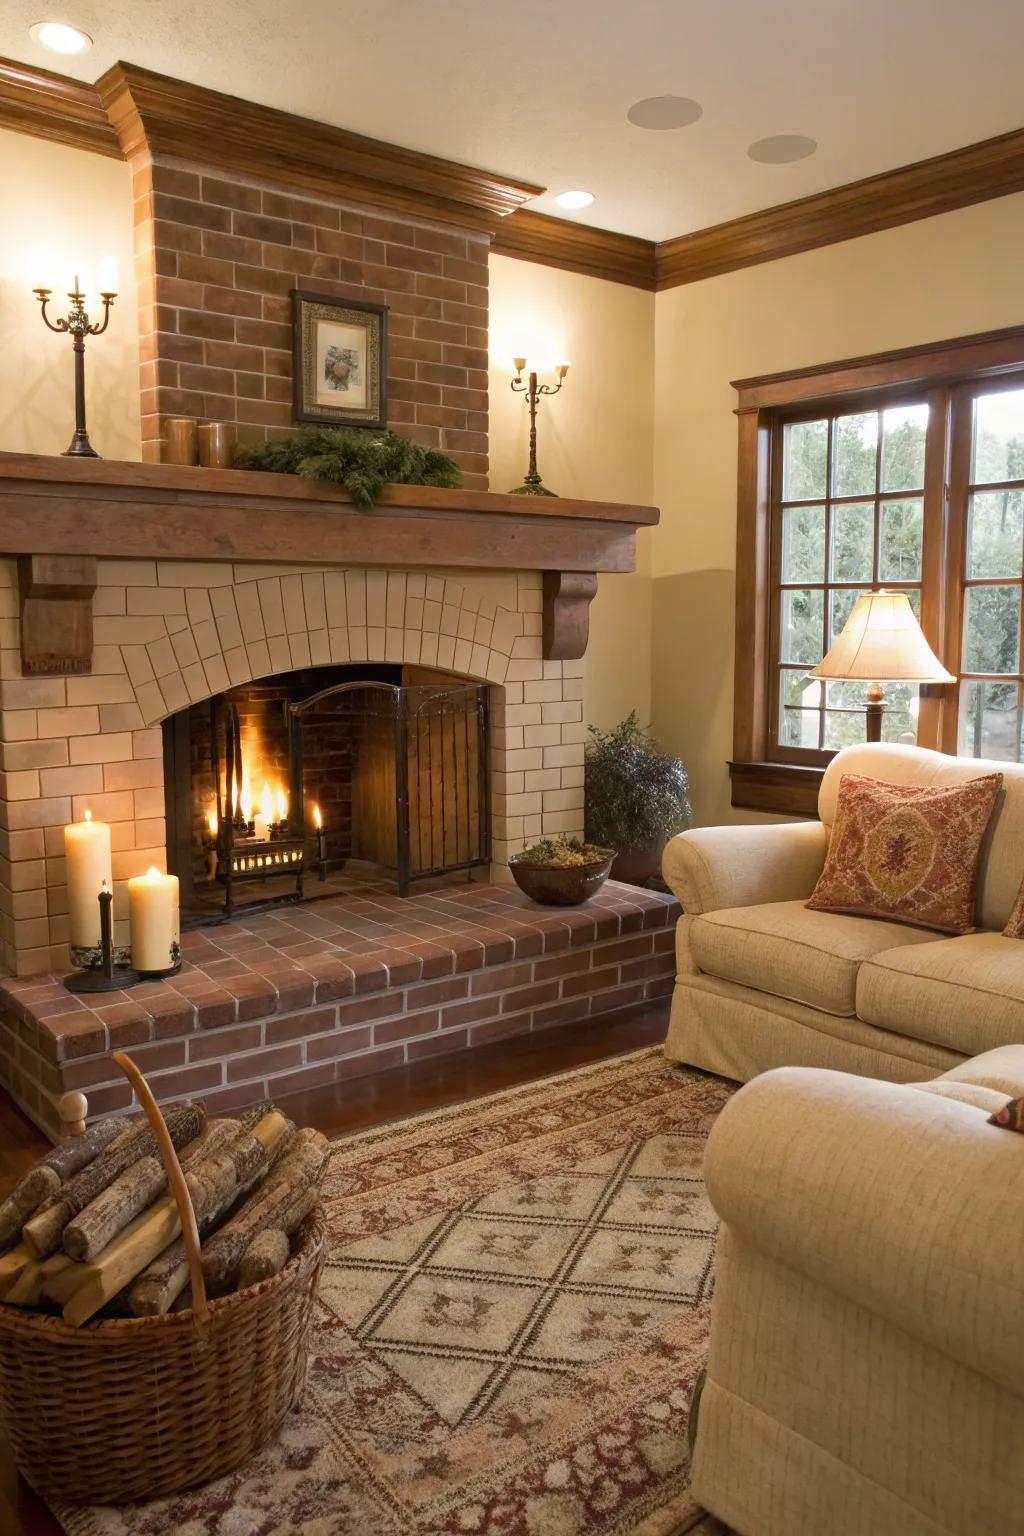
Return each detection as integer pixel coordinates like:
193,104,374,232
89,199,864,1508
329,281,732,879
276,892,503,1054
0,128,667,1136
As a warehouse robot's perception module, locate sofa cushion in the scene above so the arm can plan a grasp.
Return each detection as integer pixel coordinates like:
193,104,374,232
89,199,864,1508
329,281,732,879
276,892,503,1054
807,771,1002,934
857,932,1024,1055
688,900,937,1017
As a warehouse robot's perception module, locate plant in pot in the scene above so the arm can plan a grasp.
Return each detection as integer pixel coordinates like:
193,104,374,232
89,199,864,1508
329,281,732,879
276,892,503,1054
508,836,615,907
584,712,692,885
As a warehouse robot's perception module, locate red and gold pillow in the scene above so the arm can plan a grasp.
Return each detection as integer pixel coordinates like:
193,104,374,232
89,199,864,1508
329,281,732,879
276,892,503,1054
807,771,1002,935
990,1098,1024,1132
1003,878,1024,938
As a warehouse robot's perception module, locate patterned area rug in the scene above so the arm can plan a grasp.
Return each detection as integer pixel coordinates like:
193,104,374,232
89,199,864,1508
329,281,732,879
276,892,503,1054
56,1049,734,1536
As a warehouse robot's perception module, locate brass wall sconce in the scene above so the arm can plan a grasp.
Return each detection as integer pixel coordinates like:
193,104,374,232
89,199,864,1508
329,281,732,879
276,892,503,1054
509,358,569,496
33,265,118,458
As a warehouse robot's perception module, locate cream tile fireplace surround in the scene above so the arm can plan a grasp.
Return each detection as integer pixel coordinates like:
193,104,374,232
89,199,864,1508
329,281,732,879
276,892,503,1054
0,458,655,978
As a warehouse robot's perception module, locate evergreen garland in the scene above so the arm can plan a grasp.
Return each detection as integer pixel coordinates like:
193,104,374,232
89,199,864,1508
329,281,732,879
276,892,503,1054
234,426,462,510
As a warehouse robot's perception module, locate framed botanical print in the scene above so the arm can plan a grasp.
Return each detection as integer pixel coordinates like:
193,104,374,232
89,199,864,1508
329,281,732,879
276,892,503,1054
292,291,388,429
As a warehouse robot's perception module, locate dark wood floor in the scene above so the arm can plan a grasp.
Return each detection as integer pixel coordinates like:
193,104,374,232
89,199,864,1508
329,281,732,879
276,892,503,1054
0,1003,669,1536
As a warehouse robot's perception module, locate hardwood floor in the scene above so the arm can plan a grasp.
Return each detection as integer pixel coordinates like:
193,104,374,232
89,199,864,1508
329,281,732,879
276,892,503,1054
0,1003,670,1535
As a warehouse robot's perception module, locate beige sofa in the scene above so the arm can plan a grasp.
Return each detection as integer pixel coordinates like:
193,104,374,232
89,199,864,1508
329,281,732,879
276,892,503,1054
663,742,1024,1084
692,1046,1024,1535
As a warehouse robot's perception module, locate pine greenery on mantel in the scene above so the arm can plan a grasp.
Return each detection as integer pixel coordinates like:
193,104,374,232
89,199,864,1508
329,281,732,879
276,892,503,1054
234,426,462,509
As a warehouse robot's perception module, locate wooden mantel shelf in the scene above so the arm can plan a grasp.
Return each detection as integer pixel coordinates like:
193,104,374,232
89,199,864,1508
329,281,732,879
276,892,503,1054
0,453,657,571
0,453,659,667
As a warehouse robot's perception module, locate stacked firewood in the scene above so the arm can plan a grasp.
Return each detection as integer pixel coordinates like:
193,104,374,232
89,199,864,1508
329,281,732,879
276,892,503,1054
0,1100,328,1326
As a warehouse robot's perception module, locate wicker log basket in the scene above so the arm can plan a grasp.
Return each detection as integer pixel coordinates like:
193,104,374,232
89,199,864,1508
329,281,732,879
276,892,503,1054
0,1053,326,1505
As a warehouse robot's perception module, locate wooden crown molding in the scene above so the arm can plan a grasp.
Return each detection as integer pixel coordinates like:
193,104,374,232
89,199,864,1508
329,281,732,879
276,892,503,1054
657,125,1024,288
0,57,119,158
732,322,1024,412
6,53,1024,285
492,209,656,290
95,62,542,233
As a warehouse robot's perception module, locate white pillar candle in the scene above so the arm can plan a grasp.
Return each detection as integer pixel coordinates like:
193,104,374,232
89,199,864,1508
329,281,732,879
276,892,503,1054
64,811,113,950
128,867,180,973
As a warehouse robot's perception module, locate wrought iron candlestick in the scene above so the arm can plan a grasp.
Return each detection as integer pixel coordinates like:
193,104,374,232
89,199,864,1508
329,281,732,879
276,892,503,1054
33,274,117,458
509,358,569,496
65,883,141,994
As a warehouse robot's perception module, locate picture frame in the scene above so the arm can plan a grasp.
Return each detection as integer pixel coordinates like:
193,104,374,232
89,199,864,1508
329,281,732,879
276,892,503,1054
291,290,388,430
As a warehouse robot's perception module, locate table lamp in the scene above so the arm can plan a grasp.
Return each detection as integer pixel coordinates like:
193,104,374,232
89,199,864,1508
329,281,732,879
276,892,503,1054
807,589,954,742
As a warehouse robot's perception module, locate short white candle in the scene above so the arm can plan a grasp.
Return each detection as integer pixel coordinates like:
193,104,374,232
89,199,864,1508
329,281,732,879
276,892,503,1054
64,811,113,950
128,867,179,973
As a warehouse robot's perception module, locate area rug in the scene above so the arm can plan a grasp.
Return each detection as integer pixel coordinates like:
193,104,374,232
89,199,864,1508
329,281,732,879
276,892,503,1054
56,1048,734,1536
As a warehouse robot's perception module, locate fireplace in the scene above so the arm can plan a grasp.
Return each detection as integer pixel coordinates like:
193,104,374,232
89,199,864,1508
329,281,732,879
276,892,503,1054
162,664,490,923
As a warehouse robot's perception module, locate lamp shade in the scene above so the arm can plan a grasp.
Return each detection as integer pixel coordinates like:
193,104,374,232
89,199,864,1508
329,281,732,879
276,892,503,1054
808,590,954,684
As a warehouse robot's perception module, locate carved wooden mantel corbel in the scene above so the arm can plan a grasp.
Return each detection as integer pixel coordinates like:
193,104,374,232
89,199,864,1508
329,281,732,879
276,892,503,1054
542,571,598,661
18,555,97,675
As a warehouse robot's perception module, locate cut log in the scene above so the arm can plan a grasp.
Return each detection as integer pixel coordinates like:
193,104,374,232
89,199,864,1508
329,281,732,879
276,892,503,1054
0,1243,32,1300
72,1110,293,1325
126,1111,293,1317
178,1118,241,1169
201,1130,326,1296
23,1103,204,1260
63,1155,168,1262
42,1256,89,1307
0,1115,130,1249
235,1228,291,1288
4,1260,45,1307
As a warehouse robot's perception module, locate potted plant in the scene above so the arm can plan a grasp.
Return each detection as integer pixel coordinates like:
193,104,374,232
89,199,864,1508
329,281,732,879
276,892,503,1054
584,712,691,885
508,836,614,907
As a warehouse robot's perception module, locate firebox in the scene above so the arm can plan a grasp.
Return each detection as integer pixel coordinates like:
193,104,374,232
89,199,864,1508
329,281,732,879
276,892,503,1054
162,665,490,924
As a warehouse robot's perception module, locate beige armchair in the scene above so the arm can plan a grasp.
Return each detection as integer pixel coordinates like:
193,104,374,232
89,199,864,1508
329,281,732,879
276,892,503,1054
691,1046,1024,1536
662,743,1024,1084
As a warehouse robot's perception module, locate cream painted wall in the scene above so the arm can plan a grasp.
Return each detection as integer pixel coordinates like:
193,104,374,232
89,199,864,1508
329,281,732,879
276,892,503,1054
488,254,655,733
0,129,141,460
652,191,1024,828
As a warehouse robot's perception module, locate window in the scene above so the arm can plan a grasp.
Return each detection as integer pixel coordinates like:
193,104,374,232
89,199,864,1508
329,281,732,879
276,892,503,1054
955,384,1024,761
772,403,928,756
730,325,1024,815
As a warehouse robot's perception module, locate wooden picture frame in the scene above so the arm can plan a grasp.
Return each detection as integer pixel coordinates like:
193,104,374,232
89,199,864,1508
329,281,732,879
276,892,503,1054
292,291,388,430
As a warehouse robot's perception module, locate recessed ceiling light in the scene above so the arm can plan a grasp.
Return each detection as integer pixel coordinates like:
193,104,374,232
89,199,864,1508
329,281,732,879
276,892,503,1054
29,20,92,54
627,95,703,130
555,190,595,211
747,134,817,164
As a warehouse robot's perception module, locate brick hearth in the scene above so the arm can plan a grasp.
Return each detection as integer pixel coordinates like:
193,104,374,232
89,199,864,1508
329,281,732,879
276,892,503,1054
0,877,678,1138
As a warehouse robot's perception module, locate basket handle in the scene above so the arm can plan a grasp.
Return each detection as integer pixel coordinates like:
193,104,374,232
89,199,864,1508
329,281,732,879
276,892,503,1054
111,1051,210,1331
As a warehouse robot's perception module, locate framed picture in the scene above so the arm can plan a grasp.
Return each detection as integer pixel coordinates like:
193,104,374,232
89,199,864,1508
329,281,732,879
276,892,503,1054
292,291,388,429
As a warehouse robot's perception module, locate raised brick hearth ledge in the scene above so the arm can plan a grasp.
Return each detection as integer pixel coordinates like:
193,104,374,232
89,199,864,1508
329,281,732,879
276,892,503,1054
0,879,678,1137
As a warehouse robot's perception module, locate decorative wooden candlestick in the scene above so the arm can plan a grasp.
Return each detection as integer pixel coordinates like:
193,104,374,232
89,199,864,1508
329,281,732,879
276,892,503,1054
65,884,141,993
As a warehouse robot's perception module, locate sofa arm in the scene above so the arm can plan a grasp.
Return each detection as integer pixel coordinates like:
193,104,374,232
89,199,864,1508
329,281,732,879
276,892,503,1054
704,1068,1024,1396
661,820,828,915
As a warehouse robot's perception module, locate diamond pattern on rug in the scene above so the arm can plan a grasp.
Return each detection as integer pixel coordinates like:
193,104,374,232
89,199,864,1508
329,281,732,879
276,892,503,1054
324,1130,714,1427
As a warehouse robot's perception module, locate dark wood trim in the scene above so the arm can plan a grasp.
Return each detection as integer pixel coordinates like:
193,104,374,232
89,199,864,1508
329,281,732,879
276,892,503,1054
732,409,773,763
0,453,656,574
0,56,120,157
733,325,1024,413
729,760,822,818
96,61,541,234
542,572,598,660
657,125,1024,289
492,209,656,291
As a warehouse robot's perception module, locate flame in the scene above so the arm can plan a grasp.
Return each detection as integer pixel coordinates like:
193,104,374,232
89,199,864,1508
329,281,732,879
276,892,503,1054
311,803,322,830
206,807,219,837
84,809,92,824
276,786,288,821
259,782,272,818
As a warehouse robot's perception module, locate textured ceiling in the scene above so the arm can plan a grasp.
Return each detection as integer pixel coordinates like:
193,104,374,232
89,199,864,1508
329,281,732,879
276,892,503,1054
2,0,1023,241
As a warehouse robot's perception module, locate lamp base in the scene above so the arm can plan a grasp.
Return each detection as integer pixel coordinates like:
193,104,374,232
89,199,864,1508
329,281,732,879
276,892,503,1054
63,430,99,458
865,682,885,743
508,481,557,497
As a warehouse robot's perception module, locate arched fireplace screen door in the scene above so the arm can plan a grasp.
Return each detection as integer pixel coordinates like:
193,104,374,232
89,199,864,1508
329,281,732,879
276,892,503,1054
163,675,490,923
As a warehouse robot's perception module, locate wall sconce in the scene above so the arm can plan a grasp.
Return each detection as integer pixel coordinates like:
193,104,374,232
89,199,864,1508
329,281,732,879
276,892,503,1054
32,261,118,458
509,357,569,497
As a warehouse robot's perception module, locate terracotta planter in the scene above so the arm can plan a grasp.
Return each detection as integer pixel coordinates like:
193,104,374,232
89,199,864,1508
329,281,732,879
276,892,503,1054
610,846,664,887
508,850,614,906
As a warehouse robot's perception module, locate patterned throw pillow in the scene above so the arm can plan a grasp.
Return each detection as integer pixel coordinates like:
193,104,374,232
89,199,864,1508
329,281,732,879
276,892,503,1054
990,1098,1024,1132
1003,878,1024,938
807,771,1002,935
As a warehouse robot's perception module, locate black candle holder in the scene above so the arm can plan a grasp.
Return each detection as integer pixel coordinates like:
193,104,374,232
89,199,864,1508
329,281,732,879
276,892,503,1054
66,884,142,994
509,358,569,496
316,826,328,881
33,275,117,459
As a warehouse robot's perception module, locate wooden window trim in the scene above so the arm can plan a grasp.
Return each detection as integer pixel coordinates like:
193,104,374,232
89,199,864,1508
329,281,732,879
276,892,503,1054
731,324,1024,816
